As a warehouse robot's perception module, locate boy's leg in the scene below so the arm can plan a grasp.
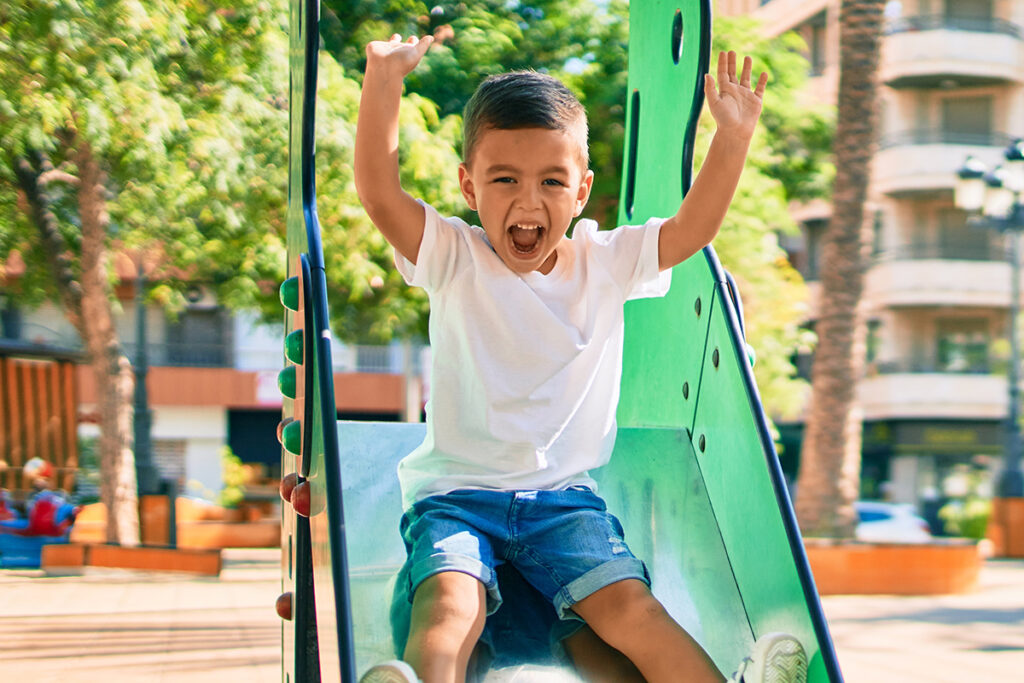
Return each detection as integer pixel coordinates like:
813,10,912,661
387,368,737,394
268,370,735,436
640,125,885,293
404,570,488,683
571,578,725,683
561,624,645,683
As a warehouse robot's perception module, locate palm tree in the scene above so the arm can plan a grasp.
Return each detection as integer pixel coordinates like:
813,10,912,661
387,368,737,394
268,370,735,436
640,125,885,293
794,0,885,538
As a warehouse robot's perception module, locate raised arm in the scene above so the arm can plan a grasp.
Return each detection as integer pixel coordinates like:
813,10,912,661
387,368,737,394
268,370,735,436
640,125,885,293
658,51,768,271
354,34,434,265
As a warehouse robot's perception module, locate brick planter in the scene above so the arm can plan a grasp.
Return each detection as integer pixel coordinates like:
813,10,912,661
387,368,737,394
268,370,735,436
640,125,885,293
40,543,222,576
805,539,983,595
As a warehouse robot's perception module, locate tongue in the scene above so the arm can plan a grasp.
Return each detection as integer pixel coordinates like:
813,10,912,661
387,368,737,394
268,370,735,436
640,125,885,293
510,226,540,250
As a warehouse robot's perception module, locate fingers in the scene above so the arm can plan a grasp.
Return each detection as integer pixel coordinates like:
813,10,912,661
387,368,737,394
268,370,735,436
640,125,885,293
715,50,768,97
416,34,435,56
754,71,768,98
739,55,752,89
704,73,720,107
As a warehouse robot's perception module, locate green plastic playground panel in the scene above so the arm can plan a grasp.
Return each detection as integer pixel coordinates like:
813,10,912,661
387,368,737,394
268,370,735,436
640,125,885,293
617,0,711,431
280,0,307,678
690,288,828,679
336,421,755,678
613,1,838,680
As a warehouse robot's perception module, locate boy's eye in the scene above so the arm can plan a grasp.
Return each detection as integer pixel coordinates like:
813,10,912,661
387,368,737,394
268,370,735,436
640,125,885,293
543,178,565,186
493,177,515,184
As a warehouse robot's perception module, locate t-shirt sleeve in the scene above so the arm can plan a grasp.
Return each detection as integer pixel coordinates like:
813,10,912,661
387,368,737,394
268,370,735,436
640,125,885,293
394,201,461,292
583,216,672,301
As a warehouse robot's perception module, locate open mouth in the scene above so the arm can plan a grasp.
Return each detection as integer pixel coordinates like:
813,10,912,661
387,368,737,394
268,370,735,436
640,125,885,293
509,223,545,255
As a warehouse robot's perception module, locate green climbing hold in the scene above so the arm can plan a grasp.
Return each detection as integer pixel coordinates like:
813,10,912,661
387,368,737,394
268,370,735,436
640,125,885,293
280,276,300,311
285,329,304,365
278,365,297,399
282,419,302,455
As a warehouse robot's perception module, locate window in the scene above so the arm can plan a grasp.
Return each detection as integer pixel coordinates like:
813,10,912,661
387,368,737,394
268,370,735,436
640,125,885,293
867,320,882,364
941,97,992,145
945,0,992,21
937,208,996,260
803,219,827,281
166,307,232,367
936,319,989,373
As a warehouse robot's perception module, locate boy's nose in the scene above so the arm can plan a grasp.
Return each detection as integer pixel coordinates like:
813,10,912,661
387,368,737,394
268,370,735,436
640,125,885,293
516,184,542,210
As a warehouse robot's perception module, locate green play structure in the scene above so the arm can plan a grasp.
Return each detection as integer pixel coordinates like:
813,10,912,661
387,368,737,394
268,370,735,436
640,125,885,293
277,1,843,681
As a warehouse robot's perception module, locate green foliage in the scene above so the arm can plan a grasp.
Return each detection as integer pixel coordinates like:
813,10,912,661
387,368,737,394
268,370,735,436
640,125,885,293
0,1,832,423
691,16,833,421
0,0,290,313
217,446,246,508
938,498,991,540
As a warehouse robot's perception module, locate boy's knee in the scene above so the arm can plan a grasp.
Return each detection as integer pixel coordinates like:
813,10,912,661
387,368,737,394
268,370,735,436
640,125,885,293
411,571,488,633
572,579,664,638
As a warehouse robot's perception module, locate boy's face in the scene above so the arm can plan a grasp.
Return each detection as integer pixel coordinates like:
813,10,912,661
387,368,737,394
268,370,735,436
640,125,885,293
459,126,594,275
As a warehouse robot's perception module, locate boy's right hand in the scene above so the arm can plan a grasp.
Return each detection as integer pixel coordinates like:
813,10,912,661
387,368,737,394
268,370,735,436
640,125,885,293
365,34,434,78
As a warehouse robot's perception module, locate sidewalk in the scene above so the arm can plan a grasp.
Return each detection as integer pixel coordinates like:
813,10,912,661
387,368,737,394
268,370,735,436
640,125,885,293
822,558,1024,682
1,549,1022,681
0,549,282,682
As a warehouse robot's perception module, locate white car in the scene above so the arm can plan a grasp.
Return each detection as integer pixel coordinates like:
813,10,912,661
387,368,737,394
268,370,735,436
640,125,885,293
855,501,933,543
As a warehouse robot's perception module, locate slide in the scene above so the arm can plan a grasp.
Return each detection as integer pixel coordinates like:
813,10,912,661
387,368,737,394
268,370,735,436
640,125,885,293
277,1,843,681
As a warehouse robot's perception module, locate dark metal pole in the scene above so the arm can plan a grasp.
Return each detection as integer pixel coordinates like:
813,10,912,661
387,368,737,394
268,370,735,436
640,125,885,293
1000,213,1024,497
133,269,158,497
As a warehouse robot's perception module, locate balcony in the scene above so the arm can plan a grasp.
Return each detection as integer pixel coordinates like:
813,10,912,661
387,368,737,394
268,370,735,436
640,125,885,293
873,131,1016,196
865,246,1013,309
881,15,1024,88
859,368,1006,421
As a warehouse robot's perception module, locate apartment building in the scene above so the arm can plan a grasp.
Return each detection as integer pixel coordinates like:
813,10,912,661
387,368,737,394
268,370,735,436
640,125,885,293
719,0,1024,509
0,272,423,499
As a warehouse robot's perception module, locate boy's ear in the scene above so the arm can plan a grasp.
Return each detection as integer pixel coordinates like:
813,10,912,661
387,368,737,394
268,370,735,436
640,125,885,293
458,163,478,211
573,169,595,217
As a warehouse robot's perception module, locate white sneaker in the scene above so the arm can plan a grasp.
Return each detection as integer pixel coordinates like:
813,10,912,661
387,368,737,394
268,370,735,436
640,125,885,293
728,633,808,683
359,660,420,683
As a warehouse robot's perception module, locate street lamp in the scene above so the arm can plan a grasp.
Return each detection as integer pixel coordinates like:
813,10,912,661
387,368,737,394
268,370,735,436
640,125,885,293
956,139,1024,498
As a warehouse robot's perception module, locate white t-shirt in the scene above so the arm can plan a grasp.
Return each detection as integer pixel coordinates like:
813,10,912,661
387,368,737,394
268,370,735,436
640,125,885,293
395,202,671,508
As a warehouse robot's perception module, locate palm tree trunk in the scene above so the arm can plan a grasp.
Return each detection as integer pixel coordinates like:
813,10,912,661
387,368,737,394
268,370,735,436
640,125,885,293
794,0,884,538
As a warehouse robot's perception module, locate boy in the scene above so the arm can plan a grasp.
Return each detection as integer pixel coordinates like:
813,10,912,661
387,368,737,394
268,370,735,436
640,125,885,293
354,33,804,683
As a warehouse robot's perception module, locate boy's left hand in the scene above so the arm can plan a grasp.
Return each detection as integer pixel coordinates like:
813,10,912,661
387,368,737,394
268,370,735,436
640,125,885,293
704,50,768,141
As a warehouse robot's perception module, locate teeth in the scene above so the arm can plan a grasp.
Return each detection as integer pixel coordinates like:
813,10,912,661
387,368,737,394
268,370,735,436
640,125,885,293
512,223,541,230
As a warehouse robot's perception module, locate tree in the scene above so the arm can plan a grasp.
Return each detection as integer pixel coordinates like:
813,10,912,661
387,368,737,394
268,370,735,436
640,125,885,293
0,0,461,541
794,1,885,538
0,0,292,544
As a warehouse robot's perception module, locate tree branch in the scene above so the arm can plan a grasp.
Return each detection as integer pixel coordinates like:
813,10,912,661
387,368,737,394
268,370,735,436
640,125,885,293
12,152,85,330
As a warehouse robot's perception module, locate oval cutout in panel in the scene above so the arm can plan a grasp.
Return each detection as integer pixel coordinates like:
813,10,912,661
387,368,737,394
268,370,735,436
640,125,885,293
624,89,640,220
671,10,684,64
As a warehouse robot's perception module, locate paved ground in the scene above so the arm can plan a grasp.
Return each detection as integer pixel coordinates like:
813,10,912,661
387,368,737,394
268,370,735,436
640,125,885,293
1,549,1022,682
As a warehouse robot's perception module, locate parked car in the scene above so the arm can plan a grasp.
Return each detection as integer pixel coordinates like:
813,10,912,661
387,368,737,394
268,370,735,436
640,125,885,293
855,501,933,543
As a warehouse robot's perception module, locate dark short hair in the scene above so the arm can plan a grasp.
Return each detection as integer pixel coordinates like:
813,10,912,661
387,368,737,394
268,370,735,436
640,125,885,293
462,71,589,168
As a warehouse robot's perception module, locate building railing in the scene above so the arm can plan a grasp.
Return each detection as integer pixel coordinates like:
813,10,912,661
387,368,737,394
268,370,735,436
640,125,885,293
873,242,1008,263
119,341,426,373
885,14,1024,39
873,356,994,375
880,129,1016,150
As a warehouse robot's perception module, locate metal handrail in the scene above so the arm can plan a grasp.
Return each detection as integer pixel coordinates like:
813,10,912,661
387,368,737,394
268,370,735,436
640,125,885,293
873,356,995,375
872,242,1008,263
885,14,1024,38
880,129,1016,149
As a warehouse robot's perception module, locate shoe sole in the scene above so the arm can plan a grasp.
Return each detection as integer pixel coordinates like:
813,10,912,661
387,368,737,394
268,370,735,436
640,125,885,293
759,637,808,683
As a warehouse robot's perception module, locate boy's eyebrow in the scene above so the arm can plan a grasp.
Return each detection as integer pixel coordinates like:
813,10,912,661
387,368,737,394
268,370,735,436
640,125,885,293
484,163,572,175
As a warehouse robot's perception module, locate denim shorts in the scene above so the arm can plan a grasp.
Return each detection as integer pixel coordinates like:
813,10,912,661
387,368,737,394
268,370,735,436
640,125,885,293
389,487,650,667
